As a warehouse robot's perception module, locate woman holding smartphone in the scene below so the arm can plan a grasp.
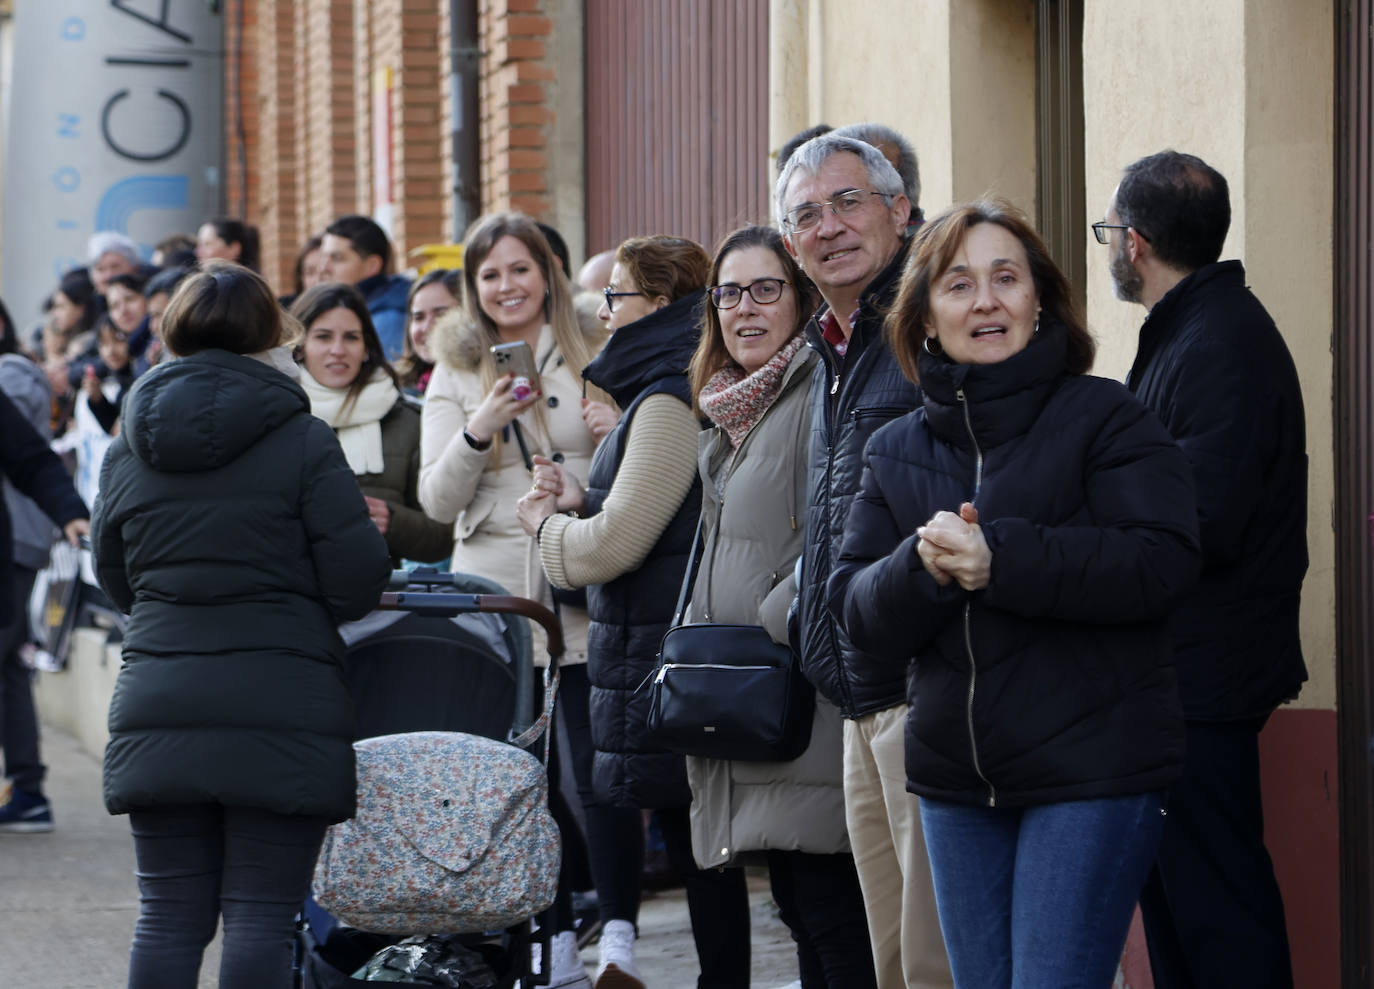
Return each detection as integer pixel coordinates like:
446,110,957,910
418,212,606,601
418,212,607,988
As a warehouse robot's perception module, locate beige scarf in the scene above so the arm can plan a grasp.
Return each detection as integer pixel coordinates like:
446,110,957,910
299,366,399,475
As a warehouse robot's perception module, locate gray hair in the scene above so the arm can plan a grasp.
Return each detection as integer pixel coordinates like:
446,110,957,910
86,230,140,266
774,135,906,228
831,123,921,210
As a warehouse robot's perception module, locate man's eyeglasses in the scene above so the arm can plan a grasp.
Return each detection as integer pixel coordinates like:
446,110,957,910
709,278,789,310
603,288,647,313
1091,221,1131,245
784,190,890,233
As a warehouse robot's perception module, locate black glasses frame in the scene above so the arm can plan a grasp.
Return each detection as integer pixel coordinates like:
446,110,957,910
603,288,647,313
1091,221,1131,245
709,278,791,310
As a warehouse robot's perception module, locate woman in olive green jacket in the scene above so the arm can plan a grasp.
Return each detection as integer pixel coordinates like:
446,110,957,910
685,227,876,988
292,283,451,567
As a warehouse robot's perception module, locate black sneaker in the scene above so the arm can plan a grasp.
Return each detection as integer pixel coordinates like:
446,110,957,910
0,786,54,833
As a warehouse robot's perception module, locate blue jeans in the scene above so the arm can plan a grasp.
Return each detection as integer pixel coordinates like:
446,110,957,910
919,792,1164,989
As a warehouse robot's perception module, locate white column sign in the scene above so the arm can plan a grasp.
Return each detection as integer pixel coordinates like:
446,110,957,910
2,1,224,323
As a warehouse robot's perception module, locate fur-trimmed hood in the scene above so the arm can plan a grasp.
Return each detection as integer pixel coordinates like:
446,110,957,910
431,294,608,373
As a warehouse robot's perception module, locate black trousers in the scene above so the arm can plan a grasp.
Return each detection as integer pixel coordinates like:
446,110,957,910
1138,718,1295,989
127,804,329,989
1,567,44,792
767,849,877,989
658,805,751,989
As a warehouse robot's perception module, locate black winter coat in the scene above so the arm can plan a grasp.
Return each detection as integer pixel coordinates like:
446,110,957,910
830,323,1200,808
795,243,920,718
580,293,703,810
94,351,392,820
1125,261,1308,720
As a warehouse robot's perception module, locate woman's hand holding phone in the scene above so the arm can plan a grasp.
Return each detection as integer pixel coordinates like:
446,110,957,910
467,373,542,443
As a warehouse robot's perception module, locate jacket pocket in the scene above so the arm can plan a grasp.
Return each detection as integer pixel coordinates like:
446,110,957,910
454,493,496,541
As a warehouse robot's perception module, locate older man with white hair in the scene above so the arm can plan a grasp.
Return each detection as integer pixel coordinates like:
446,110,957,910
86,231,142,296
780,132,952,989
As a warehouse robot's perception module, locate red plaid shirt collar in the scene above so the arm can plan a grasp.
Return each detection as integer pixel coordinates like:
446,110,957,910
819,307,859,357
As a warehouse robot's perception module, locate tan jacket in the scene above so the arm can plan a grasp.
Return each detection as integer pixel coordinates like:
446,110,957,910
685,345,850,868
419,317,603,665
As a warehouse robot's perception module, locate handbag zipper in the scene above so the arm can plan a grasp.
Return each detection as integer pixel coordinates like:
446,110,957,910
656,663,776,682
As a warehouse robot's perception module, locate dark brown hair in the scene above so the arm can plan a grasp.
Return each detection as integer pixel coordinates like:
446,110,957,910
887,199,1094,383
161,260,286,357
395,268,461,391
290,282,399,414
688,226,817,413
615,236,710,305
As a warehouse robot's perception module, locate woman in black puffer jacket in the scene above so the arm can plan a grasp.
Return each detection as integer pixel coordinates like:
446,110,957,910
828,201,1200,989
93,261,391,989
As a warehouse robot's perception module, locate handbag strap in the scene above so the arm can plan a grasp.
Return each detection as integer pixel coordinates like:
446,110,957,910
670,516,705,626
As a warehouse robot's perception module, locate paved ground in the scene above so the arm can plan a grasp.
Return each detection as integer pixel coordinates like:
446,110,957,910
0,723,800,987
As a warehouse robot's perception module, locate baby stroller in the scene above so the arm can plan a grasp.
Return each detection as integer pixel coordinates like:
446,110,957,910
295,569,565,988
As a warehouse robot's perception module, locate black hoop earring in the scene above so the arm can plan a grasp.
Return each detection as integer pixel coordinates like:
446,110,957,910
924,336,944,356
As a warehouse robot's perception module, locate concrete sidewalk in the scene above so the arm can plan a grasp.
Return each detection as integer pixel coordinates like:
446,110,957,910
0,723,801,987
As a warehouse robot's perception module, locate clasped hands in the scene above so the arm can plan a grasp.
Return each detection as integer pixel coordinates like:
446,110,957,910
516,455,586,537
915,502,991,591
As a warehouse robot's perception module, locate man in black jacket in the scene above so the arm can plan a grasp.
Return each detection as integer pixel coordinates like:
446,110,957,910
780,133,951,988
1101,150,1304,989
0,389,89,832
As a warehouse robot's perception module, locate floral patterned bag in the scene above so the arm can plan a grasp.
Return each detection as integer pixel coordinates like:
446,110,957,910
313,730,561,934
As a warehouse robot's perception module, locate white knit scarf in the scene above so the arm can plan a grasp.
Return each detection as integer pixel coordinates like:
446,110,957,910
299,366,398,475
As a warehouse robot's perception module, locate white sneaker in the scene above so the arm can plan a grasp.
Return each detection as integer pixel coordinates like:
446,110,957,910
547,930,592,989
594,919,644,989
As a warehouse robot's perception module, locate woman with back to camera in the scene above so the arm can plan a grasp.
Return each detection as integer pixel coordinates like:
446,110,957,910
397,268,461,399
517,235,751,989
92,260,392,988
418,211,606,988
291,282,451,567
683,225,876,988
828,201,1201,989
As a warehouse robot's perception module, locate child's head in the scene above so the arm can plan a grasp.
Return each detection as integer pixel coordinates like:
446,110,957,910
96,314,130,372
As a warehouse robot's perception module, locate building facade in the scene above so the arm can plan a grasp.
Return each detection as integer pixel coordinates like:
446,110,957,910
0,0,1334,983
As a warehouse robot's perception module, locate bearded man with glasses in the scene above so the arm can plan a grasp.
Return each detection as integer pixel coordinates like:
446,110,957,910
777,132,953,989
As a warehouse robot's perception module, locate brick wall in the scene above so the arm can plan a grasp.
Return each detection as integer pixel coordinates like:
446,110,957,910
226,0,570,294
222,0,261,227
253,0,301,293
480,0,556,219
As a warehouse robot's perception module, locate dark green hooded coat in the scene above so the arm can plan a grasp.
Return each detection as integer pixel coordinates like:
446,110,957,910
93,350,391,821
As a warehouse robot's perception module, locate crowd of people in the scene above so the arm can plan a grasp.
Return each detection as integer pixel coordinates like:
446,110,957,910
0,123,1308,989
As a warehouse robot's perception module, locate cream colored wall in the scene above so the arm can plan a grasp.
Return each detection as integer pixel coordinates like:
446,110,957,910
772,0,1337,710
1084,0,1335,709
768,0,1034,218
949,0,1036,210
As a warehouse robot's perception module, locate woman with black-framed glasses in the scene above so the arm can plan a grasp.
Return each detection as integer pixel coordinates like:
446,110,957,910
517,234,752,989
684,225,878,988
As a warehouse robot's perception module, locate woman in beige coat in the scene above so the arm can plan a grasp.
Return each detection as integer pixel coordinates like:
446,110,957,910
417,212,606,989
418,213,605,655
685,226,876,989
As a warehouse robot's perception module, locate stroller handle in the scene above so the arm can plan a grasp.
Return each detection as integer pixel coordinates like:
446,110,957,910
376,590,565,664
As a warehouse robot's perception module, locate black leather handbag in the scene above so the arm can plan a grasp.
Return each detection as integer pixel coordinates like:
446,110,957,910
645,522,814,762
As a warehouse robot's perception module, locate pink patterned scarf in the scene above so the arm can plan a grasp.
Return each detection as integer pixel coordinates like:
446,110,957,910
698,335,806,447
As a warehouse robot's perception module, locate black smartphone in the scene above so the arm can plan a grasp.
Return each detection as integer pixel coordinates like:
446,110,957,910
490,341,541,401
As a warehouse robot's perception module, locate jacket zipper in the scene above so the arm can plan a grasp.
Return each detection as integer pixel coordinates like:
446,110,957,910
699,441,744,622
956,387,995,807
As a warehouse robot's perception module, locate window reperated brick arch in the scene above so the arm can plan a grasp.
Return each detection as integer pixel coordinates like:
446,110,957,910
584,0,769,255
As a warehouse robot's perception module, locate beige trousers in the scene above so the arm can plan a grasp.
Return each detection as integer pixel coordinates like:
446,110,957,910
843,704,952,989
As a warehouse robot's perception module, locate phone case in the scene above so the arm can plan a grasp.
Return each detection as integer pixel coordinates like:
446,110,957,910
490,342,541,400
